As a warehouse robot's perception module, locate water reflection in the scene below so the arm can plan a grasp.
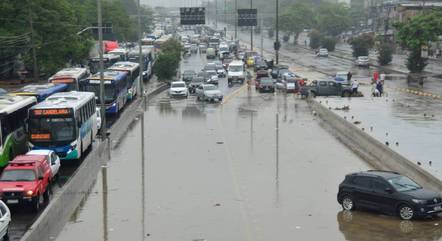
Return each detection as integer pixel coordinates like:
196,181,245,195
182,104,206,120
337,211,442,241
158,100,177,115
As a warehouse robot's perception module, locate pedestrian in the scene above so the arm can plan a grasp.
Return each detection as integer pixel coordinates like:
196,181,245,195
372,83,380,97
380,72,386,83
376,80,383,96
304,39,307,46
373,70,379,82
351,79,359,96
347,71,352,82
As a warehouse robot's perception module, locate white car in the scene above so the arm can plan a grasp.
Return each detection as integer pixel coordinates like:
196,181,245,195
169,81,189,98
355,56,370,67
26,150,61,179
196,84,223,102
317,48,329,57
0,201,11,240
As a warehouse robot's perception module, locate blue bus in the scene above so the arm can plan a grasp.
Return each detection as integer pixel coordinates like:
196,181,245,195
27,91,97,160
81,71,128,115
12,83,68,102
108,62,140,101
128,47,155,81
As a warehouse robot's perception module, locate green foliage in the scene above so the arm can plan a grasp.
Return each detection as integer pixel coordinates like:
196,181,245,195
279,3,315,44
153,53,179,81
316,2,351,37
377,42,394,66
350,34,374,57
309,30,321,49
320,36,336,51
394,11,442,72
153,39,182,81
0,0,153,77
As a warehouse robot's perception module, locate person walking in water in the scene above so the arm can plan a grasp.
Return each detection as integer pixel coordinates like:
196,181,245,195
351,79,359,96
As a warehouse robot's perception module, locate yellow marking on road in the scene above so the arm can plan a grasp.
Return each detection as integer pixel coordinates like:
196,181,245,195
222,84,248,105
395,87,442,100
216,112,255,241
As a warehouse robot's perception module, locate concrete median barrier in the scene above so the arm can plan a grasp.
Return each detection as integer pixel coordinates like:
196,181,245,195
20,83,168,241
308,98,442,193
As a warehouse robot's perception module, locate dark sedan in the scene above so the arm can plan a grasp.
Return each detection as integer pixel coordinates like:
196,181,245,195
256,78,275,93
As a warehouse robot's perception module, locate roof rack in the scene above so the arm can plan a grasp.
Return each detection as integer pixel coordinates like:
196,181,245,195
367,170,400,175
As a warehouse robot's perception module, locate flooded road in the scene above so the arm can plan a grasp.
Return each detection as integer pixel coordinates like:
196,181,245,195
55,81,441,241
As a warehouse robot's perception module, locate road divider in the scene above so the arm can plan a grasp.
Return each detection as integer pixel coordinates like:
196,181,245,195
395,87,442,100
308,98,442,193
222,83,248,105
20,83,168,241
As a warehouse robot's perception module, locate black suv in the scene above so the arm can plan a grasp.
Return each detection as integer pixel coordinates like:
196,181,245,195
337,170,442,220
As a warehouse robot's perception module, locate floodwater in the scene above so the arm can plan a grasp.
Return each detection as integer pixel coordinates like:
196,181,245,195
55,84,442,241
319,84,442,179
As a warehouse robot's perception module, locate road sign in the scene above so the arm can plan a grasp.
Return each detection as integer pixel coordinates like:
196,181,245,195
238,9,257,27
180,7,205,25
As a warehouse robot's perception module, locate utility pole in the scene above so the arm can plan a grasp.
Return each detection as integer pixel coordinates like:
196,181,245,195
137,0,144,101
234,0,238,40
250,0,253,51
27,0,38,81
275,0,279,64
215,0,218,29
260,17,264,57
97,0,106,140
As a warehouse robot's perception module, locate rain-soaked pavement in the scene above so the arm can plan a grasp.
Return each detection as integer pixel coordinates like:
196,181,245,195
54,51,441,240
55,85,442,241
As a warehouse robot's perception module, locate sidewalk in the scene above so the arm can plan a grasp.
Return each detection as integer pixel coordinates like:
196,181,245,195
315,87,442,180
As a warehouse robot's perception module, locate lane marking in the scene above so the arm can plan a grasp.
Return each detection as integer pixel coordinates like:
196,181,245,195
222,84,248,105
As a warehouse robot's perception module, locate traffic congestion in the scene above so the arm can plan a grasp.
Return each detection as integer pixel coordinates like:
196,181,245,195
0,1,442,240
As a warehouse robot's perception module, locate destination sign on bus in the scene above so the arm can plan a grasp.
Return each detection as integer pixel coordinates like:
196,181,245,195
31,133,51,140
32,108,71,116
51,78,74,84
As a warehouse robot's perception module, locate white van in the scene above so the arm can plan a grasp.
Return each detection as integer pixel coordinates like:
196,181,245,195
227,60,245,86
206,48,216,59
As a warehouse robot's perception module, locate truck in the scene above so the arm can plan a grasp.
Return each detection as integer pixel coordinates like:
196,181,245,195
300,79,353,98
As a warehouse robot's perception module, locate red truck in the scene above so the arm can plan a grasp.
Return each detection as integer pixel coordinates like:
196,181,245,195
0,155,52,211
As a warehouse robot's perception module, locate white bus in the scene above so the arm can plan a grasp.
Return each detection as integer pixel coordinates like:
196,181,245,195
27,91,97,161
0,93,37,167
48,68,89,91
108,62,140,101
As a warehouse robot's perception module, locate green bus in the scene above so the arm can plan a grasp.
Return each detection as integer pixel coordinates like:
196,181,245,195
0,93,37,167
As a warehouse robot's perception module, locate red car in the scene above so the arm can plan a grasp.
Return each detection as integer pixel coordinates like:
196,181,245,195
0,155,52,211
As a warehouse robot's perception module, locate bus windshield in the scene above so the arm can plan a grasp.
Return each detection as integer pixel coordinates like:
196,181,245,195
29,117,76,144
82,84,115,104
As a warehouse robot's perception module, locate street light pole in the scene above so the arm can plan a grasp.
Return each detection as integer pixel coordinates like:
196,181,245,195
234,0,238,40
250,0,253,51
215,0,218,29
137,0,144,107
97,0,106,140
275,0,279,64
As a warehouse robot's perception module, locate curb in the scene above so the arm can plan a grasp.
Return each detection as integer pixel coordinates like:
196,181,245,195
308,98,442,193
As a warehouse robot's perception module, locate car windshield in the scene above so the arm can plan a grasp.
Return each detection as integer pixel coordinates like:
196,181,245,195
204,85,217,91
0,169,36,182
29,117,76,144
183,71,195,76
172,83,185,88
388,176,422,192
229,66,243,72
359,57,369,61
205,64,216,71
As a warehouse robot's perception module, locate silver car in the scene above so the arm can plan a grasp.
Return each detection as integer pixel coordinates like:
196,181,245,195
196,84,223,102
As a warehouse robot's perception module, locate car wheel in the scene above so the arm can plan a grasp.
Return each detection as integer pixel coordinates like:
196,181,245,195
3,229,9,241
342,91,351,97
43,188,50,204
32,193,43,212
341,195,355,211
398,205,414,220
309,91,316,98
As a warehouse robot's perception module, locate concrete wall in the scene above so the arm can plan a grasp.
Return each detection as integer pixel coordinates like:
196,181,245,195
20,84,167,241
308,99,442,192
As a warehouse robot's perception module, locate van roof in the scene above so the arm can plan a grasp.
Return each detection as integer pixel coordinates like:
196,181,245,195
229,60,243,66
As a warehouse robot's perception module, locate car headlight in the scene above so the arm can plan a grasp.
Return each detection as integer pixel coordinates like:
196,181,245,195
412,199,427,204
26,190,34,196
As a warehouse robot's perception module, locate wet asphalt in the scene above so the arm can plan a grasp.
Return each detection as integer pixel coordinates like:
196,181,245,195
54,53,442,241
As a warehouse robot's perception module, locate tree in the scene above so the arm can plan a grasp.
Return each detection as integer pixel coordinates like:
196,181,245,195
153,39,182,81
316,2,351,37
395,11,442,73
377,42,393,66
320,36,336,51
309,30,321,49
350,34,374,57
279,3,315,45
